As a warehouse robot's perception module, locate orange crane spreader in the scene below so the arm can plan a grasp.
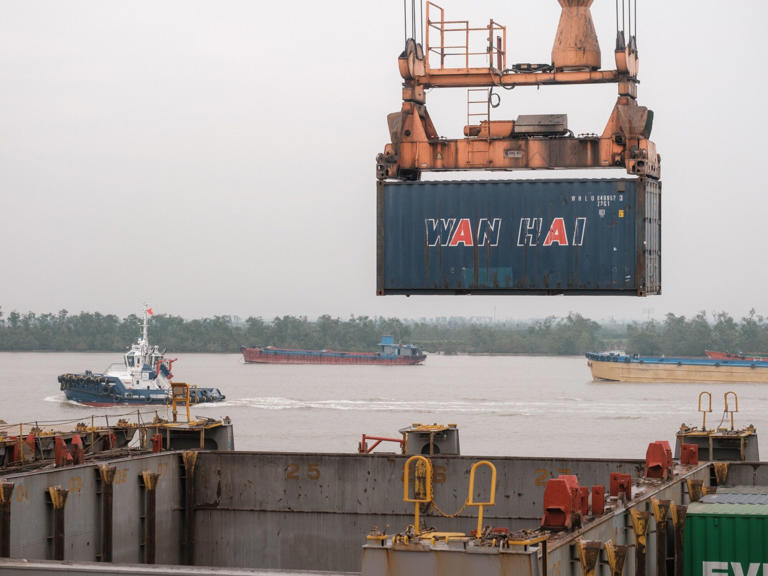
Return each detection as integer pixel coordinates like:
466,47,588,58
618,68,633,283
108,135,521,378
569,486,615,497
376,0,660,182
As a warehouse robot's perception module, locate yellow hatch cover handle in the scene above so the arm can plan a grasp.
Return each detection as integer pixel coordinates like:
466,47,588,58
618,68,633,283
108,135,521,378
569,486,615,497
466,460,497,537
403,455,433,535
724,391,738,431
698,391,712,430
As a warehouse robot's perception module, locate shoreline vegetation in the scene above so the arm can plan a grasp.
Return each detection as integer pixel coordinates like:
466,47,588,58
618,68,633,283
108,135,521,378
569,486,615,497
0,309,766,357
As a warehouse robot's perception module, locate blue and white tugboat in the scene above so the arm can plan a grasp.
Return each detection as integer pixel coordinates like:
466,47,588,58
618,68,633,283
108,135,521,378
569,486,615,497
58,308,225,406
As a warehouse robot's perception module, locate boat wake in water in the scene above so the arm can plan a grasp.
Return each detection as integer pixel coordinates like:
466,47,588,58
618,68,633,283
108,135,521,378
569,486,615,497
228,396,692,417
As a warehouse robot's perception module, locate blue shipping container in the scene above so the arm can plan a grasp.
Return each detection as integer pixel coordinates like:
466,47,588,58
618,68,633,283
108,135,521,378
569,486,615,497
376,178,661,295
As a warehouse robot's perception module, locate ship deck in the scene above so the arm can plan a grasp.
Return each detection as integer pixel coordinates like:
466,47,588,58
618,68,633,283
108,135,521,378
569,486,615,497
0,448,731,574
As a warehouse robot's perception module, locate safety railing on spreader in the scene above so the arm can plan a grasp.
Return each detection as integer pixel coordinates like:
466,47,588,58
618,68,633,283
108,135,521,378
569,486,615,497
425,2,506,72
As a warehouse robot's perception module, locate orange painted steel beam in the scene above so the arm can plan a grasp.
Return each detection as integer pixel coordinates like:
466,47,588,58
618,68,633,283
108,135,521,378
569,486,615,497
415,68,621,89
377,96,660,181
379,136,657,179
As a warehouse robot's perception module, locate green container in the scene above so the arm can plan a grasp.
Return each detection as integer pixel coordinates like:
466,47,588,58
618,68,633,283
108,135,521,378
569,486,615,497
685,503,768,576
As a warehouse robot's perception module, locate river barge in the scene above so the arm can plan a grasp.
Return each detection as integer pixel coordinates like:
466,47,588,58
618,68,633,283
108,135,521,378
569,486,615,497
240,336,425,365
586,351,768,383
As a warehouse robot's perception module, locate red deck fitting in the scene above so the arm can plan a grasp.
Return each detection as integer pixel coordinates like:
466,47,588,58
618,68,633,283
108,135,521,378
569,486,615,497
591,485,605,515
70,434,84,465
609,472,632,500
542,475,582,530
645,441,673,479
578,486,589,518
54,437,73,467
680,443,699,465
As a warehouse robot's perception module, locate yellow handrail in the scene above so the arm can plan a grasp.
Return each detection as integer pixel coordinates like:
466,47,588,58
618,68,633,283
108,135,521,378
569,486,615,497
171,383,192,423
466,460,496,537
403,455,433,535
723,391,738,430
698,391,712,430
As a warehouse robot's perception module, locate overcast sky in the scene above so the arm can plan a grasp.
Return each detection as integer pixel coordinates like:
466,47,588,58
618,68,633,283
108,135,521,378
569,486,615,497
0,1,765,322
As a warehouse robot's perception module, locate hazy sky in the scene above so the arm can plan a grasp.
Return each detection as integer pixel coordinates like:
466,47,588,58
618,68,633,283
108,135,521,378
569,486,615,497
1,1,765,322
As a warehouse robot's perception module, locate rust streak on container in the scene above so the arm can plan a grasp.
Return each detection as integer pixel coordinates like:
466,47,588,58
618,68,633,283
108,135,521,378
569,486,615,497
48,486,68,561
0,482,13,557
142,471,160,564
183,451,199,565
99,465,116,562
652,498,670,576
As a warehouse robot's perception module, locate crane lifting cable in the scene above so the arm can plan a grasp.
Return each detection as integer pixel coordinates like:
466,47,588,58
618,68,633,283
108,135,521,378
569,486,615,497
402,0,423,49
615,0,638,51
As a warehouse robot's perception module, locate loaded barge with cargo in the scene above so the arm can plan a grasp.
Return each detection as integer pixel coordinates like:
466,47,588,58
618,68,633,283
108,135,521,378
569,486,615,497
240,336,425,365
586,351,768,383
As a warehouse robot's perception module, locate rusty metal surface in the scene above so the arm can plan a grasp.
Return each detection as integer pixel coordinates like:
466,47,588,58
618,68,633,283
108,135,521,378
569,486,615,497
716,463,768,486
182,451,198,566
1,452,181,564
0,449,747,574
0,483,12,558
380,3,660,181
361,546,540,576
360,465,710,576
141,471,160,564
0,558,354,575
194,452,644,518
98,465,115,562
49,486,68,561
0,418,233,473
190,452,645,571
652,499,670,576
551,0,601,71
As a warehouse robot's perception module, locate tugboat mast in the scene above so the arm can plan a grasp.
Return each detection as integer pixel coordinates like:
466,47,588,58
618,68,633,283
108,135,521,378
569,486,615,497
141,304,153,350
142,307,149,346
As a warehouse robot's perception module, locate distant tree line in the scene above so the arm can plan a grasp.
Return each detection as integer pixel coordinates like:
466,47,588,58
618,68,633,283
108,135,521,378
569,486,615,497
0,307,767,356
0,309,411,354
624,310,768,356
409,313,602,355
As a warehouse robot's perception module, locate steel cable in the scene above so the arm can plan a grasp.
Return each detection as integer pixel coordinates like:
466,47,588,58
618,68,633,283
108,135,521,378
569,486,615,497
403,0,407,46
621,0,625,35
420,0,423,46
634,0,638,43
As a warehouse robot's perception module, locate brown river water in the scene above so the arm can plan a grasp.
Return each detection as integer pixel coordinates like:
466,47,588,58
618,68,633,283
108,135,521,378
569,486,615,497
1,352,764,459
